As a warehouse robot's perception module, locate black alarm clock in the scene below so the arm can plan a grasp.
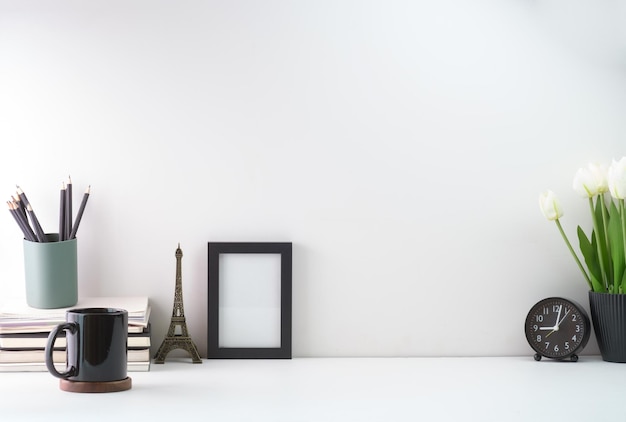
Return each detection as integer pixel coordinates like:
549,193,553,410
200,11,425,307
524,297,591,361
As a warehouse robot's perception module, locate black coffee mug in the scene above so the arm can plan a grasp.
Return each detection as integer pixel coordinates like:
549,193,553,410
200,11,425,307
45,308,128,382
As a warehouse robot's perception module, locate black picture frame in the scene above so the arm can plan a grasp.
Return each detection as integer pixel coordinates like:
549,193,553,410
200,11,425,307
207,242,292,359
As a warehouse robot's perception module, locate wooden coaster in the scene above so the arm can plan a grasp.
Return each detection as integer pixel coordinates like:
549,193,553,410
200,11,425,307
59,377,132,393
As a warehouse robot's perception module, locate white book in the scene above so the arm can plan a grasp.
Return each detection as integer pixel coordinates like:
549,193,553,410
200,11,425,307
0,297,150,334
0,361,151,372
0,326,151,349
0,348,151,364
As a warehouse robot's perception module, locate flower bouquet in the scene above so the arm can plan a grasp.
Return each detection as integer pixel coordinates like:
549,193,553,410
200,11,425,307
540,158,626,294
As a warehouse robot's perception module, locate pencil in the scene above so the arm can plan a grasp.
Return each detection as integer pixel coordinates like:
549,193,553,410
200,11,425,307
13,200,37,242
12,194,27,221
17,186,46,242
65,176,72,241
69,185,90,239
12,194,30,240
15,186,31,226
15,202,37,241
16,186,30,208
26,204,46,242
59,183,66,241
8,201,37,241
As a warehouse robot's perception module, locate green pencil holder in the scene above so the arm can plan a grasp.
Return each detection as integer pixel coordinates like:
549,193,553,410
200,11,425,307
23,233,78,309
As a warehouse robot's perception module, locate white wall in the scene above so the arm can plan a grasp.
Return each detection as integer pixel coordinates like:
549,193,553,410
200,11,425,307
1,0,625,357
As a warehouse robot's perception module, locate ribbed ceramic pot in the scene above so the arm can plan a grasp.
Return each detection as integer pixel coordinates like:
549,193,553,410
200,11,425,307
589,291,626,363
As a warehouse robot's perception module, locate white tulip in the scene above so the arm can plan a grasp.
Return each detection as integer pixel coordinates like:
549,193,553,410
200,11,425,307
539,190,563,221
573,162,608,198
608,157,626,199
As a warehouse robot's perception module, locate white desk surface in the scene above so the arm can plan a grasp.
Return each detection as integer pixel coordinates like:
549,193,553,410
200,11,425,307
1,356,624,421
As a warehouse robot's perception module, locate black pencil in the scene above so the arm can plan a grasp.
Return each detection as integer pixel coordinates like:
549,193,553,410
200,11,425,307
17,186,46,242
8,201,37,241
16,186,30,208
15,186,30,227
70,185,90,239
65,176,72,240
59,183,66,241
12,194,27,221
26,204,46,242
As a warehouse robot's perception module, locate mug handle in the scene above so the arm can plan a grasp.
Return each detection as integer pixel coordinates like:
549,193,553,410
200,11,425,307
45,322,77,379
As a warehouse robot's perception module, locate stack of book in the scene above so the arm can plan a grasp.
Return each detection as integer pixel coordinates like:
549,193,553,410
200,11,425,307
0,297,152,372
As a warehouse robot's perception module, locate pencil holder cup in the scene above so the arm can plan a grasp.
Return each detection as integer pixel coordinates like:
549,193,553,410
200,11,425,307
23,233,78,309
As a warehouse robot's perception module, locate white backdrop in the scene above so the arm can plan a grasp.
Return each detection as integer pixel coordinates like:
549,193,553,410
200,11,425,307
1,0,625,357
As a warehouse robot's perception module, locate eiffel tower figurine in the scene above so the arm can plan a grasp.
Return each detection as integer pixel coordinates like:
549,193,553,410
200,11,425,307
154,244,202,364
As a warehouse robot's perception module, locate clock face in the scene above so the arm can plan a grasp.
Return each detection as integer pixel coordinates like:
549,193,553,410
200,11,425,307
524,297,591,360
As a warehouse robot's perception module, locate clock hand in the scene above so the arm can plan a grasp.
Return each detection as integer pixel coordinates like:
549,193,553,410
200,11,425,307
539,327,555,330
545,309,571,338
555,309,571,328
554,305,562,329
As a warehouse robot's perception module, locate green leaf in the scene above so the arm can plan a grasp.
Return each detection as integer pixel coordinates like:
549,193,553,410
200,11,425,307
594,196,612,285
578,226,603,289
592,272,607,293
608,201,625,291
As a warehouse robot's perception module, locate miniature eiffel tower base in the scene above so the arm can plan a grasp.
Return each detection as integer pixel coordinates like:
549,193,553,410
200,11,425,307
154,334,202,364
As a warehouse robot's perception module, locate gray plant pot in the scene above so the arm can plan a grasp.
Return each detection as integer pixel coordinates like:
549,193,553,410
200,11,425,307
589,291,626,363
